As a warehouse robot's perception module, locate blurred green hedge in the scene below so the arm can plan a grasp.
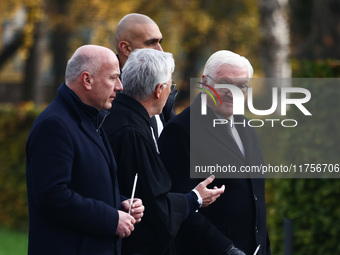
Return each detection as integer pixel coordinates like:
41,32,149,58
261,59,340,254
0,102,43,230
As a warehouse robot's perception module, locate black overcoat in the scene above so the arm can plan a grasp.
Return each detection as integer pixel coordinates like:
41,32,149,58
104,93,187,255
26,84,122,255
158,95,271,255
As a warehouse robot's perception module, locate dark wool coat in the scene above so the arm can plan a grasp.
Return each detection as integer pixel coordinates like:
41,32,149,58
158,95,271,255
26,84,122,255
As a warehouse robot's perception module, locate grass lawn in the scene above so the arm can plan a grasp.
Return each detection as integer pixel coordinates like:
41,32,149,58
0,228,28,255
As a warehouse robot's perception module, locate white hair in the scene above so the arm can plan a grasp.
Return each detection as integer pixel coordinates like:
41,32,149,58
203,50,253,79
121,48,175,101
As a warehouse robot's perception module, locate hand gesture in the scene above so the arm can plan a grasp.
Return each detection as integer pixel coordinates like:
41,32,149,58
194,175,225,207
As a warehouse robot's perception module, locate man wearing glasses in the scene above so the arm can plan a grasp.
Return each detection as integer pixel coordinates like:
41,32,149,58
103,48,226,255
159,50,271,255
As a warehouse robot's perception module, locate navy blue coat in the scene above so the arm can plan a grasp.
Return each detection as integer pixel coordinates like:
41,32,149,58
26,84,122,255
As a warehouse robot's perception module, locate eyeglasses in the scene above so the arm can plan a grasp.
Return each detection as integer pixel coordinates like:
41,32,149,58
170,83,176,92
206,74,249,94
163,83,177,92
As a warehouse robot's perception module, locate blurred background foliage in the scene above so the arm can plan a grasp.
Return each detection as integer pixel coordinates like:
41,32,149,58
1,0,340,254
258,60,340,254
0,102,44,230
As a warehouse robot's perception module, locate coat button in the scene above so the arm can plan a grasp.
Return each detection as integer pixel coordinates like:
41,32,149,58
254,194,258,201
255,227,259,233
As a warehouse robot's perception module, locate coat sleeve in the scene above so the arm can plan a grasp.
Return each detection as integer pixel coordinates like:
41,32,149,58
26,116,119,237
159,120,235,253
109,127,187,246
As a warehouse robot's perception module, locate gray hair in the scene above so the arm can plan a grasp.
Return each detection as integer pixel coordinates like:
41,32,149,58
203,50,253,79
65,53,101,84
121,48,174,101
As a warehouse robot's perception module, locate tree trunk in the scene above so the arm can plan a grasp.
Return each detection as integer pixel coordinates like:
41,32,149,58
22,20,48,104
259,0,291,78
258,0,291,113
48,0,71,101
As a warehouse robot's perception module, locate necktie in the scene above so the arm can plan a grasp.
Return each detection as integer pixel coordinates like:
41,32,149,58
226,121,245,157
226,120,235,141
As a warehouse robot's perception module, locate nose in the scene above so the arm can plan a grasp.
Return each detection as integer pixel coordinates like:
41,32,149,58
115,78,123,91
155,43,163,52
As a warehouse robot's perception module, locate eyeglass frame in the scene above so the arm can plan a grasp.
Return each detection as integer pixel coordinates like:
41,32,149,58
163,82,177,92
206,74,249,94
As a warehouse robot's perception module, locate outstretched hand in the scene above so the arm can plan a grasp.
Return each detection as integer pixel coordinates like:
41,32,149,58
194,175,225,207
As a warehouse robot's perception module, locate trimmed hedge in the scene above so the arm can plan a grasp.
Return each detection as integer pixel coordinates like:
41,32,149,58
0,102,44,230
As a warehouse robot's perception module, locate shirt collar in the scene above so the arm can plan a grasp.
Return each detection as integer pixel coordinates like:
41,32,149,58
65,85,110,131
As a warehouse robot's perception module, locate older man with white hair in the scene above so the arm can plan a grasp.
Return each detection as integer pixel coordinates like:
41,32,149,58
159,50,271,255
103,48,227,255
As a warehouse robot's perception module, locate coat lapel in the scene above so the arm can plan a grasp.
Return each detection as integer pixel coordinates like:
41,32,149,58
79,117,112,168
216,124,245,161
234,115,260,164
191,95,246,162
59,83,112,167
233,115,250,160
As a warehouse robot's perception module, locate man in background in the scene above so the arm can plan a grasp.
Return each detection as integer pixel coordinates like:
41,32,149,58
26,45,144,255
114,13,176,137
159,50,271,255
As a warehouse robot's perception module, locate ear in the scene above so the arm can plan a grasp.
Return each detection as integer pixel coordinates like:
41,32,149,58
119,41,132,57
200,75,209,94
154,83,163,99
202,75,208,85
81,71,92,91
